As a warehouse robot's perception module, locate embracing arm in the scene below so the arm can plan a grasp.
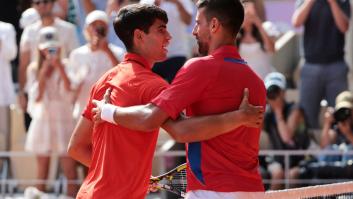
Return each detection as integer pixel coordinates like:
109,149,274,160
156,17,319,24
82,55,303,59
162,89,264,142
67,116,93,167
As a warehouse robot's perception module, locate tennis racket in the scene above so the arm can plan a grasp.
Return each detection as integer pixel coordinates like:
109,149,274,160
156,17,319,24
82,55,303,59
150,163,187,197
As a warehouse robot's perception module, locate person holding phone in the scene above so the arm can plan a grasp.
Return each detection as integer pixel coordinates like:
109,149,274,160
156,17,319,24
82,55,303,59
25,26,78,198
68,10,125,120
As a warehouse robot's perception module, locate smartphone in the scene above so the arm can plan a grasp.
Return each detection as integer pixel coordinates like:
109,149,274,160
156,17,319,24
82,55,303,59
48,47,57,55
95,26,107,38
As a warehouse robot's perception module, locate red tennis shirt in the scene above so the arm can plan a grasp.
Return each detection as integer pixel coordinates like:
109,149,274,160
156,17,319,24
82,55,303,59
152,45,266,192
77,53,168,199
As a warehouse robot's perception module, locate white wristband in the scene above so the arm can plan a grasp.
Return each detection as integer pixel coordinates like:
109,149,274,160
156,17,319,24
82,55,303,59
101,103,117,125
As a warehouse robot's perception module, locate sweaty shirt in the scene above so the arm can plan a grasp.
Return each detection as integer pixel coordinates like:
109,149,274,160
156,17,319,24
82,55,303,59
77,53,168,199
152,45,266,192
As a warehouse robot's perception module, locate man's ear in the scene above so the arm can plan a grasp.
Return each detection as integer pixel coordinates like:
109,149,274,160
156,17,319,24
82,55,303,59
210,17,220,33
133,29,144,46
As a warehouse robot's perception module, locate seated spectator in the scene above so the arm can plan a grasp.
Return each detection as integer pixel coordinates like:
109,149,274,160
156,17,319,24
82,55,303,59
68,10,124,119
297,91,353,183
237,1,275,80
320,91,353,162
262,72,311,189
25,26,78,198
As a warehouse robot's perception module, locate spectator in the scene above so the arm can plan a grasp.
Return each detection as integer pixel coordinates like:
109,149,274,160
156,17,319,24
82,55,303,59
292,0,351,129
24,26,78,197
238,1,275,80
141,0,194,83
0,21,17,152
263,72,311,189
18,0,79,130
320,91,353,162
68,10,124,119
297,91,353,183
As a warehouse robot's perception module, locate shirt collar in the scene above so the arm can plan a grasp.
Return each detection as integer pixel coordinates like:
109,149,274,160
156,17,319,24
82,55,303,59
211,45,239,57
123,53,152,69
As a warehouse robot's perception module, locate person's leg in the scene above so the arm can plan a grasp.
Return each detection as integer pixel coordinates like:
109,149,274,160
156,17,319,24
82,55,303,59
59,156,79,197
299,62,325,129
36,155,50,192
267,162,284,190
324,61,349,106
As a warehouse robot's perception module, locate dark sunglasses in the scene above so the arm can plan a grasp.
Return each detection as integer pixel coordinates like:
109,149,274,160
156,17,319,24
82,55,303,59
32,0,53,6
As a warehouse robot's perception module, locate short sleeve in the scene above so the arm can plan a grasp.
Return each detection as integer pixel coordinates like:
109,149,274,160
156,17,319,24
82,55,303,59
138,76,169,104
151,58,217,119
20,27,32,52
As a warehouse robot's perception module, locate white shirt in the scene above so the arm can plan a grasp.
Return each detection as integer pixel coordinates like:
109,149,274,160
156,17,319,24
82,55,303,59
0,22,17,106
68,44,125,118
239,42,275,80
20,17,79,62
160,0,194,58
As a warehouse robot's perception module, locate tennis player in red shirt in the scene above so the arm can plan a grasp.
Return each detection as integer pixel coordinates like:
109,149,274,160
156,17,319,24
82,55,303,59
94,0,266,198
68,3,263,199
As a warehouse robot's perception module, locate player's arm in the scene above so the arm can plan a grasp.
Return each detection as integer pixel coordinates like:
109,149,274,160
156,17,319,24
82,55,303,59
161,89,264,142
67,116,93,167
93,101,170,132
93,89,264,142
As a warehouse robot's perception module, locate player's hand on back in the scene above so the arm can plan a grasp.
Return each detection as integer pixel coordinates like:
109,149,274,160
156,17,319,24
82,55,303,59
239,88,264,128
92,88,112,124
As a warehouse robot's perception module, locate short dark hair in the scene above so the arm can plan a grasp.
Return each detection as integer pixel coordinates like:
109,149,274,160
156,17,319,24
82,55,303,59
196,0,244,36
113,4,168,51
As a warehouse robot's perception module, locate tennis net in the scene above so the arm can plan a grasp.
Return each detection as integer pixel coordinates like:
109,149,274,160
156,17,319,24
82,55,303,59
265,181,353,199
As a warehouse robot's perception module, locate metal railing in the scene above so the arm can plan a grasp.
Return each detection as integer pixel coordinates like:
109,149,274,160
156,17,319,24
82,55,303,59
0,150,353,195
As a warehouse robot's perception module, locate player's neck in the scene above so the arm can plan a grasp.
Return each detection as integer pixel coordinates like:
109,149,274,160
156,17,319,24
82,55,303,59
208,37,236,55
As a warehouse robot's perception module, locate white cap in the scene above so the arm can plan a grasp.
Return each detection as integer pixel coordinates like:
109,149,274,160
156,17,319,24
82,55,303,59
85,10,109,26
140,0,156,5
20,8,40,29
264,72,286,90
38,26,60,50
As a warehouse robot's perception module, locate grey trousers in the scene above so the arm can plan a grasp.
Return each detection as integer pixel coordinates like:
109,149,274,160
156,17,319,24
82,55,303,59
299,60,348,128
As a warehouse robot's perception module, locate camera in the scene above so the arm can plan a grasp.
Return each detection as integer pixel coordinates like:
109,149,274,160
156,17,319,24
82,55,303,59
48,47,57,55
334,108,351,123
95,25,107,38
266,85,281,100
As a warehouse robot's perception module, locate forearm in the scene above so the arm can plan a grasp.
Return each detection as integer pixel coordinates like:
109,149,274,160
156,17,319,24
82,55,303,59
329,1,349,33
112,103,168,132
56,63,72,91
82,0,96,14
68,144,92,167
275,112,294,145
175,1,192,25
18,51,30,92
321,123,332,148
292,0,315,27
104,47,119,66
162,110,246,143
256,22,275,53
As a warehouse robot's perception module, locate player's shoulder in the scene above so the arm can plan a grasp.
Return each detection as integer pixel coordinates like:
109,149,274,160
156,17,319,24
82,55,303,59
0,21,14,30
71,45,89,54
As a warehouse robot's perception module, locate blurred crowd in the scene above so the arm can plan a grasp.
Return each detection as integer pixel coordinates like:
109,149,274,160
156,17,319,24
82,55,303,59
0,0,352,197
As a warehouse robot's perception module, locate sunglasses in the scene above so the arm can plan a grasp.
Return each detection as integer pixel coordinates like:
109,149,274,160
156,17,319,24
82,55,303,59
32,0,53,6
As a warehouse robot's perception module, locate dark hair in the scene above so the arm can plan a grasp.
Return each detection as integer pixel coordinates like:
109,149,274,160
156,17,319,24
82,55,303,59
196,0,244,36
113,4,168,51
237,25,264,50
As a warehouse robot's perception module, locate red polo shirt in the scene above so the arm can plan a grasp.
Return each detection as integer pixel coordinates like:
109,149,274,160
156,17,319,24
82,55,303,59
152,45,266,192
77,53,168,199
